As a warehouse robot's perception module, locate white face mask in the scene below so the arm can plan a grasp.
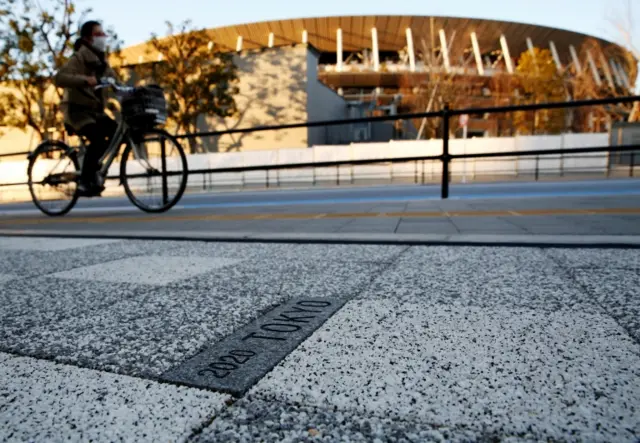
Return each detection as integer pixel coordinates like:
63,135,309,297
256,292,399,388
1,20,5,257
92,36,107,52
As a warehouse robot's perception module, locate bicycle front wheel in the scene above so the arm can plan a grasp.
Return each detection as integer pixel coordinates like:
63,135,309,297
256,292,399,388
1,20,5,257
120,128,188,213
27,141,80,216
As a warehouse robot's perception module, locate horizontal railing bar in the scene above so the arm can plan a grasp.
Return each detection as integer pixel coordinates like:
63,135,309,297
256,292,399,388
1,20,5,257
106,143,640,180
452,144,640,160
446,95,640,116
0,144,636,187
172,95,640,139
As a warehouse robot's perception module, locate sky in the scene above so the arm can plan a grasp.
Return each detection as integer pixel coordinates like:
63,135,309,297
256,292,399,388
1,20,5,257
74,0,638,49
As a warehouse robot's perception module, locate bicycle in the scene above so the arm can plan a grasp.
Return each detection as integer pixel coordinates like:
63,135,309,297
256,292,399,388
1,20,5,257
27,77,189,216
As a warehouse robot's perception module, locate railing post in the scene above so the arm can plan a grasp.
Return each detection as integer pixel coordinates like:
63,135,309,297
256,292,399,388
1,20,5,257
535,155,539,181
441,103,450,199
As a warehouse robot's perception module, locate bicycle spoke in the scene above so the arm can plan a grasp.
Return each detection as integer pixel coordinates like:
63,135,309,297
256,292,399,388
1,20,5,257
28,142,79,216
122,129,188,213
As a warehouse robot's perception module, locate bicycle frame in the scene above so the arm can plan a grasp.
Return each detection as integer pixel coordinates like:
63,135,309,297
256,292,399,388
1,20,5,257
93,118,137,186
37,79,157,188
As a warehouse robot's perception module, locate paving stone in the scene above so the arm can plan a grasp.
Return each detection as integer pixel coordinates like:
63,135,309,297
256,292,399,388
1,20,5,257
208,300,640,443
50,255,241,285
546,248,640,270
194,399,483,443
2,236,640,442
0,352,228,443
0,277,153,344
8,281,305,377
0,236,121,251
571,268,640,343
366,246,594,311
395,223,459,234
166,259,386,298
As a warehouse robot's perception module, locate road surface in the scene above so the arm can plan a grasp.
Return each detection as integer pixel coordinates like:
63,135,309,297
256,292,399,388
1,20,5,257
0,179,639,239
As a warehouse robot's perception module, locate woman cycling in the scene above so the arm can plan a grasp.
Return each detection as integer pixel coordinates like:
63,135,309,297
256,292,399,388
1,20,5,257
54,20,120,196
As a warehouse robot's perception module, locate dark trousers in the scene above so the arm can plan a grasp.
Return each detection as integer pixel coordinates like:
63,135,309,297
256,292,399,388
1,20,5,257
77,115,118,185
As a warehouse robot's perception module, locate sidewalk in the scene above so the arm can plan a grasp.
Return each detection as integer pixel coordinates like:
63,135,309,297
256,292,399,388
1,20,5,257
1,236,639,442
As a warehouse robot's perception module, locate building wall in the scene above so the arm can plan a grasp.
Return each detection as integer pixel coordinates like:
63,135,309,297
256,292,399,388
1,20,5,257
0,83,50,154
199,45,312,152
0,45,344,155
305,48,347,146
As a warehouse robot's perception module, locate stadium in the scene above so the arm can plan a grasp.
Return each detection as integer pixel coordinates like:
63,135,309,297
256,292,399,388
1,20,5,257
0,15,637,201
0,15,636,155
111,15,637,151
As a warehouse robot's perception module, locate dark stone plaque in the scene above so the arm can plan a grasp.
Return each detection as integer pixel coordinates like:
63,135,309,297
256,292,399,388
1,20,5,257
160,297,346,396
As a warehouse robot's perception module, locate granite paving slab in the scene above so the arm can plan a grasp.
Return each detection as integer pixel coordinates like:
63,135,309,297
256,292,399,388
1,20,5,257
197,300,640,442
545,247,640,270
0,352,229,443
165,259,386,299
571,268,640,343
0,277,154,344
1,236,640,442
50,255,241,286
0,236,120,251
0,238,161,277
6,285,344,378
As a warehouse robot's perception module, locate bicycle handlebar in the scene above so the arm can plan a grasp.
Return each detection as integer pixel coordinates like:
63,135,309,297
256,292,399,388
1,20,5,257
94,77,134,94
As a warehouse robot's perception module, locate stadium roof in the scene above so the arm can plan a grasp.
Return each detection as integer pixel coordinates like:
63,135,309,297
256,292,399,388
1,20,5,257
115,15,622,67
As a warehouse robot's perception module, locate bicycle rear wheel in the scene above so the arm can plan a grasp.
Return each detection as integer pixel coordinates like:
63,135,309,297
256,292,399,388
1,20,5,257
120,128,188,213
27,141,80,216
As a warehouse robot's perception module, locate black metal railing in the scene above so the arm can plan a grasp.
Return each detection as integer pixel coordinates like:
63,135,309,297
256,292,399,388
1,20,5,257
1,95,639,199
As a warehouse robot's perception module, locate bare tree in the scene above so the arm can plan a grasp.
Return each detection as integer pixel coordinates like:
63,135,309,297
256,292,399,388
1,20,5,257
401,37,475,139
0,0,122,141
607,0,640,121
570,37,637,126
612,0,639,60
134,20,240,153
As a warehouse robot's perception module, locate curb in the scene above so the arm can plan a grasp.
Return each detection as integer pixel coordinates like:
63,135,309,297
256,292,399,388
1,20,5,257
1,229,640,248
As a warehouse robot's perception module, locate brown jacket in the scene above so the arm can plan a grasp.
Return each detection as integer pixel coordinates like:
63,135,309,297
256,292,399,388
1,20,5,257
54,44,120,130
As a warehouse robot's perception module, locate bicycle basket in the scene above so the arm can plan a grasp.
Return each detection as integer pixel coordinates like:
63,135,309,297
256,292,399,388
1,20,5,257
121,85,167,129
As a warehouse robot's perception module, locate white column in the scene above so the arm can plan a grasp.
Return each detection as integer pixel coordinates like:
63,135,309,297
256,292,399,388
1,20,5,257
236,36,243,52
371,27,380,72
609,59,623,86
406,28,416,72
470,32,484,75
439,29,450,73
500,35,513,73
615,60,631,89
526,37,539,74
302,29,308,44
549,41,562,72
526,37,535,56
586,50,601,85
599,52,615,88
569,45,582,74
268,32,274,48
336,28,343,72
